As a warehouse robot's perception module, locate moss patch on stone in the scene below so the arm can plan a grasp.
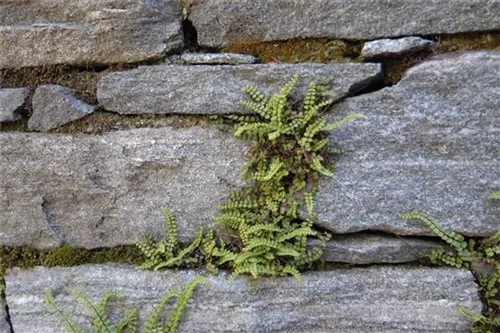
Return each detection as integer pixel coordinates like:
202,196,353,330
221,38,363,63
433,31,500,53
53,113,214,134
0,65,102,106
0,245,142,273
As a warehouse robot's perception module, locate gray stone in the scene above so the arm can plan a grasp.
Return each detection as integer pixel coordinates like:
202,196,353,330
5,264,481,333
0,127,247,249
181,53,258,65
28,85,95,131
97,63,382,114
0,88,29,122
189,0,500,47
321,234,443,265
0,0,182,68
314,51,500,237
362,37,435,59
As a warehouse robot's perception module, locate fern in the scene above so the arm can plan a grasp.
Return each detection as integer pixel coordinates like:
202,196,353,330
398,211,467,252
488,191,500,200
137,75,362,281
45,277,205,333
399,198,500,333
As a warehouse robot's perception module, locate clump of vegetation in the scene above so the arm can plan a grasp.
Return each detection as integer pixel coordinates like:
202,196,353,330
44,276,205,333
399,192,500,333
136,75,362,281
222,38,362,63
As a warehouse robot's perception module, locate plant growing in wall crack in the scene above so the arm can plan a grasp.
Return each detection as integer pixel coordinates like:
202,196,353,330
136,74,363,280
399,192,500,333
44,276,205,333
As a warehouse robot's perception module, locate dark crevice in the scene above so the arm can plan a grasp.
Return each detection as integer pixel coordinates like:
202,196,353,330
41,197,67,245
182,19,199,52
347,70,388,97
1,278,14,333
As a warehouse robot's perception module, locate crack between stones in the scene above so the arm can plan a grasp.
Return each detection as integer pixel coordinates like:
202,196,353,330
41,197,67,245
1,277,14,333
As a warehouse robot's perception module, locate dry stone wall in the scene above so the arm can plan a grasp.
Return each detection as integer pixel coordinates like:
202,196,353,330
1,0,500,332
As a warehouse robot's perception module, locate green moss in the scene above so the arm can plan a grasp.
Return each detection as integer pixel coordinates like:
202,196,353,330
0,245,142,273
0,65,102,105
222,38,362,63
433,31,500,53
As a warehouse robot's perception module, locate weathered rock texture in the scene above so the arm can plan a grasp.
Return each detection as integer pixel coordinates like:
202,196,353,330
189,0,500,47
5,264,481,332
315,51,500,236
362,37,435,59
322,234,443,265
28,85,95,131
181,52,258,65
0,88,29,122
0,127,247,249
0,0,182,68
97,63,382,114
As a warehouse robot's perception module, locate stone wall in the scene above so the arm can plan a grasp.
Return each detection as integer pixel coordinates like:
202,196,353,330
1,1,499,332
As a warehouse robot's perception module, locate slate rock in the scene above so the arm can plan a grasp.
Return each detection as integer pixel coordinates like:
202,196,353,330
0,0,182,68
0,127,247,249
5,264,481,332
0,88,29,122
97,63,382,114
181,53,258,65
321,233,443,265
314,51,500,236
28,85,95,131
189,0,500,47
362,37,435,59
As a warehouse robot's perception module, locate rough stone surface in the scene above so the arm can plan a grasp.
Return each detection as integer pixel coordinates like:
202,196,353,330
0,127,247,249
315,51,500,237
189,0,500,47
28,85,95,131
181,52,258,65
362,37,435,59
321,234,443,265
0,88,29,122
0,0,182,68
97,63,382,114
5,264,481,333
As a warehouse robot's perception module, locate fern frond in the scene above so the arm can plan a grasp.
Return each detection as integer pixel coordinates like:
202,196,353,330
163,276,205,333
398,211,467,252
322,113,364,131
116,309,138,333
44,289,85,333
488,191,500,200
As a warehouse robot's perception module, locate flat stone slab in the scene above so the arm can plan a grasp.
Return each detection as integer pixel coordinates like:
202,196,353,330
0,88,29,122
322,233,443,265
5,264,481,332
315,51,500,236
0,0,182,68
97,63,382,115
362,37,435,59
0,127,247,249
29,85,95,131
189,0,500,47
181,52,258,65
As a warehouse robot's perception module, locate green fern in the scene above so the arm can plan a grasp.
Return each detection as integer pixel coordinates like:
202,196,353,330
45,277,205,333
398,211,467,252
488,191,500,200
399,201,500,333
137,75,362,281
